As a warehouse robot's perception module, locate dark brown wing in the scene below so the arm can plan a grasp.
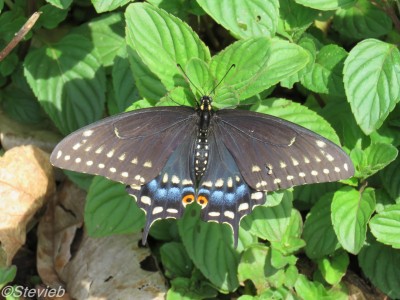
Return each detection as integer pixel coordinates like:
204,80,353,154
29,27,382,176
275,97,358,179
214,109,354,191
50,106,198,185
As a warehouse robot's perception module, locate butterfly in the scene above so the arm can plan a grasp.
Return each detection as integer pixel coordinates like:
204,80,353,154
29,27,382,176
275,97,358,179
50,94,354,247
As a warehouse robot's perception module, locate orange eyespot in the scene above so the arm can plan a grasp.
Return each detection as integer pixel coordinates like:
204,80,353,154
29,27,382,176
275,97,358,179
182,194,194,206
197,196,208,208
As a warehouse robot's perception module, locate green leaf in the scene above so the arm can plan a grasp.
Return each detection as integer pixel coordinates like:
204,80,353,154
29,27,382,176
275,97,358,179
241,190,292,242
167,277,218,300
1,69,45,124
278,0,318,41
333,0,392,40
160,242,193,278
64,171,94,191
92,0,132,13
281,36,317,88
331,187,376,254
301,44,347,96
343,39,400,135
251,287,298,299
38,4,68,29
147,0,204,19
0,266,16,289
127,47,167,101
380,156,400,201
294,0,356,10
303,193,339,259
75,13,126,67
197,0,279,39
185,58,214,96
238,244,272,293
148,219,179,242
24,34,106,135
178,204,239,292
359,237,400,299
271,209,305,256
294,182,341,210
270,247,297,269
350,143,398,181
294,274,347,300
85,176,144,237
158,86,196,107
125,3,211,91
317,250,349,285
252,98,341,144
211,38,309,100
111,53,140,113
0,53,18,76
369,204,400,249
0,9,27,43
320,101,365,150
45,0,72,9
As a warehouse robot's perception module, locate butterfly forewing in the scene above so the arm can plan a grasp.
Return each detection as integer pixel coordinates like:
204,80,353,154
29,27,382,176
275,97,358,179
215,109,354,191
50,107,198,186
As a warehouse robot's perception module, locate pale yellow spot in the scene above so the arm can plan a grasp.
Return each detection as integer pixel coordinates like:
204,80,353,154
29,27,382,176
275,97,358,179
107,149,115,158
153,207,163,214
215,179,224,187
224,211,235,219
144,161,152,168
83,130,94,137
95,146,104,154
238,203,249,211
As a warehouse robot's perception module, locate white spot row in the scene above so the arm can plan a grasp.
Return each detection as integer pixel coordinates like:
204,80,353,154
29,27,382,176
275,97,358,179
272,165,347,184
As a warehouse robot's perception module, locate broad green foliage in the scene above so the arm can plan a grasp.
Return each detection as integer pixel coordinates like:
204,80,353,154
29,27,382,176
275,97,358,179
1,0,399,298
344,39,400,135
197,0,279,39
85,177,145,236
24,34,106,135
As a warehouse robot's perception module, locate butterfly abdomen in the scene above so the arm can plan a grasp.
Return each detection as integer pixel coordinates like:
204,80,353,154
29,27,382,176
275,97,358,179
194,97,213,181
194,128,209,180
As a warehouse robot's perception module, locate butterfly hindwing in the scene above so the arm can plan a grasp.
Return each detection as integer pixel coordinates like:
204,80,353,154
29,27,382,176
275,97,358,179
50,107,198,186
215,109,354,191
196,130,266,247
127,134,196,243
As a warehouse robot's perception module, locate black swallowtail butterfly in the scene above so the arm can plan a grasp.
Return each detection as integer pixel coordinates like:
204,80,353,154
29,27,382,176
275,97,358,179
50,96,354,247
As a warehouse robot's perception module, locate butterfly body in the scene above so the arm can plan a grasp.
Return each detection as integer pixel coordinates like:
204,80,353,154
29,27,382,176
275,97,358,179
51,96,354,247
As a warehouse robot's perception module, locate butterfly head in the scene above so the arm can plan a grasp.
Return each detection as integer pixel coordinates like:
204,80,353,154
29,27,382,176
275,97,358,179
200,95,212,111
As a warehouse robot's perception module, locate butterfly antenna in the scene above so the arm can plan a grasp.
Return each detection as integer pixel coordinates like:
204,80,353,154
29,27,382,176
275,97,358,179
209,64,236,95
166,91,183,106
177,63,203,105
